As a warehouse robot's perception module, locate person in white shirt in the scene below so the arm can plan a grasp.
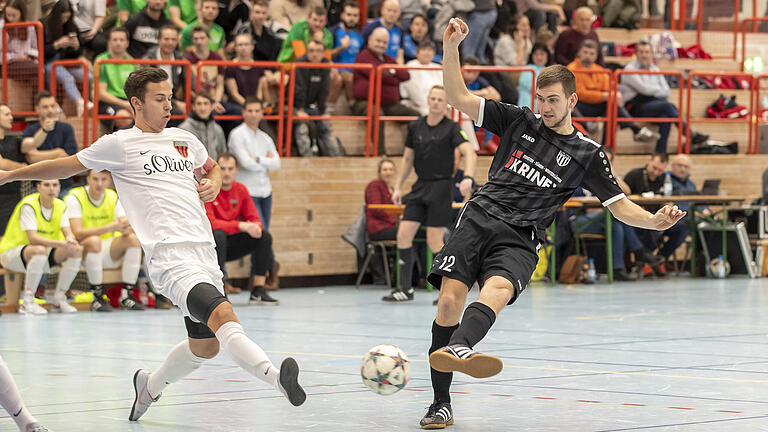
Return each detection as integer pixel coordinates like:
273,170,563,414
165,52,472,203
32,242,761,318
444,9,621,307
0,67,306,424
400,41,443,116
65,169,145,311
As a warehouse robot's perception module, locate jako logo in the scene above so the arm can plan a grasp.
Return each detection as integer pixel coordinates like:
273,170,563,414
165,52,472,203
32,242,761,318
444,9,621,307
521,134,535,143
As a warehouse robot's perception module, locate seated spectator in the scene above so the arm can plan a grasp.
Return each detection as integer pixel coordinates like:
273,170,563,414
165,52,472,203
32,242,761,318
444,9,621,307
168,0,197,30
361,0,404,62
215,0,250,42
94,27,136,131
400,41,442,116
571,146,663,281
518,42,552,109
65,170,145,312
328,0,364,111
124,0,172,59
276,6,333,64
460,56,500,151
555,6,601,66
403,14,442,63
494,15,532,67
72,0,107,56
41,0,89,116
351,27,418,151
568,40,659,143
0,103,27,242
179,93,226,160
185,26,225,107
225,33,264,106
235,0,281,62
21,92,77,193
205,152,278,304
365,158,398,241
143,25,188,116
516,0,565,34
269,0,324,34
180,0,225,55
0,0,40,81
293,40,343,156
0,180,82,315
463,0,498,63
535,27,556,54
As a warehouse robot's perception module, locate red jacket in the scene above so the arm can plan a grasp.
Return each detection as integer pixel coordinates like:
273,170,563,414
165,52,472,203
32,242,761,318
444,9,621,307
365,179,396,235
205,181,262,234
353,48,410,104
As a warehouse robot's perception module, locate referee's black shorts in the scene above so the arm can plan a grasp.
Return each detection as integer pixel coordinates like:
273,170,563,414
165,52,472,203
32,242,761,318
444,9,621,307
428,202,541,305
402,179,452,227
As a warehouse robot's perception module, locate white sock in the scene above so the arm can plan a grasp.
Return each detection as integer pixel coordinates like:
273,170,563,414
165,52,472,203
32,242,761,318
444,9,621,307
0,355,37,430
122,248,142,284
147,340,207,397
84,253,102,285
215,322,280,389
55,257,81,294
23,255,47,298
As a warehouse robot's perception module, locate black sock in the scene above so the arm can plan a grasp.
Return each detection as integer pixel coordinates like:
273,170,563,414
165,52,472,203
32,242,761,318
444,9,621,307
251,285,264,295
448,302,497,348
398,247,414,292
430,321,459,404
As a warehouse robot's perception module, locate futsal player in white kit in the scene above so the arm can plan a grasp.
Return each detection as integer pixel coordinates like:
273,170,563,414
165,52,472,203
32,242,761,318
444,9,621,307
0,68,306,422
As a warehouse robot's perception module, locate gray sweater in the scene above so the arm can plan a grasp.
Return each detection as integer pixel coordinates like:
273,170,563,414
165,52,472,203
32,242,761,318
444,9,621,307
178,114,226,161
618,59,670,103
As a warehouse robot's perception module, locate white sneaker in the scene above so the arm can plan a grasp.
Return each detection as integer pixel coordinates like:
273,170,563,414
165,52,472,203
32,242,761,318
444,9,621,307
129,369,160,421
634,126,661,142
25,422,52,432
52,294,77,313
19,297,47,315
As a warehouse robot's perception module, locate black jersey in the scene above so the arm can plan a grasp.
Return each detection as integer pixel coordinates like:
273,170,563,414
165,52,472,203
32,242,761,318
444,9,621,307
405,116,468,181
470,99,625,237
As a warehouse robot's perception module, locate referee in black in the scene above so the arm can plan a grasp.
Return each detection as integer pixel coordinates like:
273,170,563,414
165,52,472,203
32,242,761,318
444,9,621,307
418,18,687,429
383,85,477,302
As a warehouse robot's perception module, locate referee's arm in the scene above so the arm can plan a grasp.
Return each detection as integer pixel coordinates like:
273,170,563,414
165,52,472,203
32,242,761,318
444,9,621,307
442,18,483,123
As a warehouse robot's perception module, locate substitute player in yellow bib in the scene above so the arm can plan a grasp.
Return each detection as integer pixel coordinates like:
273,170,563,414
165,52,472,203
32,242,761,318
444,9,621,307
65,170,145,311
0,180,83,314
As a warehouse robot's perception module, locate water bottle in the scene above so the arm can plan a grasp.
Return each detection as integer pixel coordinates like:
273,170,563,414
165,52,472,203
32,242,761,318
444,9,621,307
663,172,673,197
716,255,726,279
587,258,597,282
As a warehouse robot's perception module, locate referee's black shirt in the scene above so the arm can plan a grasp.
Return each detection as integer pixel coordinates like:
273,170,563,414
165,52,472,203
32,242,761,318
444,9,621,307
471,99,625,238
406,116,468,181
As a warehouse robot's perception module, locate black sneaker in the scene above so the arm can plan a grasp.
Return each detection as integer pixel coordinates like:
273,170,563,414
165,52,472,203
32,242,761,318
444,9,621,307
613,268,637,281
91,296,114,312
382,289,414,302
249,287,279,305
635,248,664,266
121,296,146,311
420,401,454,429
429,344,503,379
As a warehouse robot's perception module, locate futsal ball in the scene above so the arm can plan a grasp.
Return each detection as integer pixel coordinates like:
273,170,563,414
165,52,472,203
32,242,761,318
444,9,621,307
361,344,411,395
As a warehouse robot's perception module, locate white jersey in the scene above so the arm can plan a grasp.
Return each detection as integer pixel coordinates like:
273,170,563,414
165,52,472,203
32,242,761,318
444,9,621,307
76,127,214,260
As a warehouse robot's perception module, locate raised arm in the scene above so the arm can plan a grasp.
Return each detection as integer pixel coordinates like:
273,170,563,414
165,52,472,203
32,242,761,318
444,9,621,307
0,155,86,186
607,197,686,231
442,18,483,123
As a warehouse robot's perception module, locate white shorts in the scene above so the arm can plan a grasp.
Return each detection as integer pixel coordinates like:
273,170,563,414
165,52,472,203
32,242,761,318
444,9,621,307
0,245,54,273
100,237,122,269
146,242,224,320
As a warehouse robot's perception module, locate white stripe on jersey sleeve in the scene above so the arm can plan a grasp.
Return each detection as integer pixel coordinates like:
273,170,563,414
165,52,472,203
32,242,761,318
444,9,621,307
474,98,486,128
601,193,626,207
576,131,601,148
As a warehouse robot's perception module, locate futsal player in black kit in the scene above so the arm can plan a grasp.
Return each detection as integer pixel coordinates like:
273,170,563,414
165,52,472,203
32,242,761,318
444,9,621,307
383,85,477,302
418,18,687,429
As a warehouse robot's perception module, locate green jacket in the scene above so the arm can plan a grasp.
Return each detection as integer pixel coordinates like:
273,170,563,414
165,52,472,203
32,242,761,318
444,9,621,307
276,21,333,63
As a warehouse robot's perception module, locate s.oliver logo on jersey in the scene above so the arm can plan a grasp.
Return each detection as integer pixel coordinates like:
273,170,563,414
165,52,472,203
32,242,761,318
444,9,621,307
143,154,194,175
504,150,558,188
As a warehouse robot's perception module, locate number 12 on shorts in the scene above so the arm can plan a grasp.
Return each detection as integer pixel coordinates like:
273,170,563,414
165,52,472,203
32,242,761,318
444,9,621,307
438,255,455,272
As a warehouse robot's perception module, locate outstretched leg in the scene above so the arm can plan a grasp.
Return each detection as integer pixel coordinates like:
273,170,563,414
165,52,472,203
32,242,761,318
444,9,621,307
0,355,48,432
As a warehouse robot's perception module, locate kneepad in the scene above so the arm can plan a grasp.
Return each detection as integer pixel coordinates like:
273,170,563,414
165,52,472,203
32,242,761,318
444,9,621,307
186,283,228,325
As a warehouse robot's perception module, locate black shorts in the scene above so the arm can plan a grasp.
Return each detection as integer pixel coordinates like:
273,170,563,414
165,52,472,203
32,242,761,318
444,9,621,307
402,179,452,227
20,244,57,269
0,194,18,236
427,202,541,305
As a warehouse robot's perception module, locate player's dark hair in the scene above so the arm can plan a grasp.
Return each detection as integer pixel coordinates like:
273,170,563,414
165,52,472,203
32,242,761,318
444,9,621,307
34,90,54,106
651,152,668,163
536,65,576,97
124,67,170,113
217,152,238,166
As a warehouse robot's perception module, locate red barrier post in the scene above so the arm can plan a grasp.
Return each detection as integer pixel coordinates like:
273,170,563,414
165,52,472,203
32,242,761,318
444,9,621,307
612,70,684,154
50,59,90,150
685,72,754,154
568,68,615,149
2,21,44,117
195,60,285,154
285,62,373,157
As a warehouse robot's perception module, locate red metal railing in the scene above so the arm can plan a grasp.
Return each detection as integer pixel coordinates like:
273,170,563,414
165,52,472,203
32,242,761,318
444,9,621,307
612,69,684,153
285,62,374,157
195,60,286,154
50,59,90,149
685,71,754,154
670,0,747,60
751,73,768,154
1,21,44,117
570,68,615,149
740,17,768,71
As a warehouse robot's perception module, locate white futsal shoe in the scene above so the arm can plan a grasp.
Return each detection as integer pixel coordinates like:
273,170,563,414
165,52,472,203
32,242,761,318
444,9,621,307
129,369,160,421
52,294,77,313
19,296,47,315
25,423,52,432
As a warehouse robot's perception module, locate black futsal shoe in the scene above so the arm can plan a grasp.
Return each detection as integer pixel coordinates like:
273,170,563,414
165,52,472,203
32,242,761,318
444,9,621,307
381,288,414,302
420,401,454,429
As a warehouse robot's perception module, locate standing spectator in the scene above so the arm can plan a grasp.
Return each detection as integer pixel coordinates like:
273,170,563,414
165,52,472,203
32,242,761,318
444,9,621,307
352,27,418,152
403,14,442,63
276,6,333,64
124,0,172,59
518,42,551,109
400,41,442,116
168,0,197,30
41,0,89,117
236,0,281,62
180,0,226,54
328,0,363,110
568,40,658,143
555,6,602,66
494,15,532,67
94,27,136,131
515,0,565,34
269,0,324,34
144,25,188,116
0,103,27,241
0,0,40,82
224,33,264,106
365,158,398,241
361,0,404,61
21,92,78,193
71,0,107,56
179,93,227,160
462,0,497,63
